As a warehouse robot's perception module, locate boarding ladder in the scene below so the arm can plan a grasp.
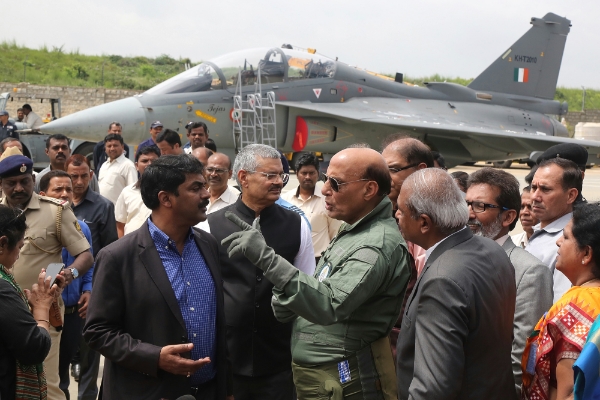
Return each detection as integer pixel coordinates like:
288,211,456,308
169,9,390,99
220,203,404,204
232,65,277,152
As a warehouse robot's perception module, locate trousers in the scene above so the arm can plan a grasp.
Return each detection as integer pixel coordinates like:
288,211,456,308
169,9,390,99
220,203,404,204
292,336,397,400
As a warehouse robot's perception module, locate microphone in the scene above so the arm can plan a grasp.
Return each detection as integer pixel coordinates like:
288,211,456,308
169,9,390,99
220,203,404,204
175,395,196,400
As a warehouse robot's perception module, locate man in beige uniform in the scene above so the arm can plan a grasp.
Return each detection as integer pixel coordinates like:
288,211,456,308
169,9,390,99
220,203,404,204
0,147,93,400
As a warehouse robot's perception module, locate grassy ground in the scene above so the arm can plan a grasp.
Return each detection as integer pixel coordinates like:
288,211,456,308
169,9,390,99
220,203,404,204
1,40,598,109
0,40,195,91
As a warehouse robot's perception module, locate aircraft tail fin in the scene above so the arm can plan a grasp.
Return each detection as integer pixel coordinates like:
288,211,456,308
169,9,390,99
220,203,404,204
468,13,571,99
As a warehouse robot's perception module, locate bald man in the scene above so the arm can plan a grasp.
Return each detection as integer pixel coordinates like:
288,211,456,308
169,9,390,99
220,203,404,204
191,146,213,166
221,148,410,399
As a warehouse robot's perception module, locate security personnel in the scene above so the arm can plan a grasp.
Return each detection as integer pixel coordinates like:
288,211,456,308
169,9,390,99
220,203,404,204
0,110,19,142
222,147,410,399
0,146,93,400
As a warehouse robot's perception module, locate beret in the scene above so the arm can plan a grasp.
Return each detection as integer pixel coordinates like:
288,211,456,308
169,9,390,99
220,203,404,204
0,147,33,178
537,143,588,169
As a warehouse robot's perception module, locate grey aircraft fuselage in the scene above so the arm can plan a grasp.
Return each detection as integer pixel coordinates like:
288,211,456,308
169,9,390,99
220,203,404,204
41,12,599,166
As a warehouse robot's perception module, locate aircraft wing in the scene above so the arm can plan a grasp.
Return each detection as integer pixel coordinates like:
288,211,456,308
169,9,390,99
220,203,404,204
277,97,600,165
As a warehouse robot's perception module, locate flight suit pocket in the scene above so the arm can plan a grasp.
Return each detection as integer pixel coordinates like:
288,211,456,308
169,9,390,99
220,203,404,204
22,228,48,255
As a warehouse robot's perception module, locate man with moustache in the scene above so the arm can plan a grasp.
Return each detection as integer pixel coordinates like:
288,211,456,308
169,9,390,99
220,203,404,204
381,136,433,357
511,186,539,249
98,134,137,205
66,154,118,400
84,155,232,399
0,147,93,400
184,122,210,154
527,157,582,302
221,147,409,399
35,134,100,193
115,146,160,237
136,120,163,156
208,144,314,400
39,170,95,399
282,153,342,262
92,122,131,173
465,167,552,396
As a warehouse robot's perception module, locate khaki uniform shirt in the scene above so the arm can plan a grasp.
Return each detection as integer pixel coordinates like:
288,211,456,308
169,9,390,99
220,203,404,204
282,184,342,258
3,193,91,289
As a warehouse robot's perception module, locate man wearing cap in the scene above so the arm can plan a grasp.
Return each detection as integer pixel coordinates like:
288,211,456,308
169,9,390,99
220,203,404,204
0,110,19,142
22,103,43,129
0,147,94,400
92,122,131,173
137,121,163,156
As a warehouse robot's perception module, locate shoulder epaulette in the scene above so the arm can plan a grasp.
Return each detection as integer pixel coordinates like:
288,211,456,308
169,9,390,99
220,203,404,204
39,195,68,208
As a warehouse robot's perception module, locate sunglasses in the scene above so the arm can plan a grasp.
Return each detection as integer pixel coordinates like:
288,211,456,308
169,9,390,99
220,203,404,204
322,173,370,192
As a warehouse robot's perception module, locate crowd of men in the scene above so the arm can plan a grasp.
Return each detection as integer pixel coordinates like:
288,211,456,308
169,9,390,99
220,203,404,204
0,114,592,400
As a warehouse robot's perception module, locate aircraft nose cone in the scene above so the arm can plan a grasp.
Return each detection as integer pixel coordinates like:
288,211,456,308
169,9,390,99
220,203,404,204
40,97,148,145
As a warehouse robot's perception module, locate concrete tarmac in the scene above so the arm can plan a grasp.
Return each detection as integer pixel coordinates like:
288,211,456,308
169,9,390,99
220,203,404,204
66,163,599,398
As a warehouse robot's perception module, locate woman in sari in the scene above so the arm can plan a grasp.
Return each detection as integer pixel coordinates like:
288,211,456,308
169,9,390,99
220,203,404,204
0,206,65,400
521,203,600,400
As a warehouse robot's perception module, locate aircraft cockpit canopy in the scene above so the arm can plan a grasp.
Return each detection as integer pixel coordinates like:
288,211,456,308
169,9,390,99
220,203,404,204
145,47,336,95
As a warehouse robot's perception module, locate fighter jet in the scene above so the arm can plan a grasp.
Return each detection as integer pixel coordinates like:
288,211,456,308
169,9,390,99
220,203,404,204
40,12,600,166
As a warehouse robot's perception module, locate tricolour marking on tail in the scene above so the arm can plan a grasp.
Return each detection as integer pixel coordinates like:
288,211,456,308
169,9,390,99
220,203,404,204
468,12,571,100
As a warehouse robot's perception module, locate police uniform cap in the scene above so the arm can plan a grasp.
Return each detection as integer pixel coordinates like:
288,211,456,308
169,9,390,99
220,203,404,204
537,143,588,169
0,147,33,178
0,111,8,116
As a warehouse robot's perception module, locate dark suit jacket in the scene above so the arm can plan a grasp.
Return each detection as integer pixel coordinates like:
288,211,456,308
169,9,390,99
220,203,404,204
83,222,230,400
396,228,517,400
502,237,553,396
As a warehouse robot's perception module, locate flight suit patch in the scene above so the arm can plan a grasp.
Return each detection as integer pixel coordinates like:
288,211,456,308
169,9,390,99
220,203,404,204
353,248,379,265
318,262,332,282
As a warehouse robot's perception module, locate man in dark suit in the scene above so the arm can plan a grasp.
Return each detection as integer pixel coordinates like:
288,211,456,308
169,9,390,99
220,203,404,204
83,154,232,400
465,167,552,397
395,168,517,400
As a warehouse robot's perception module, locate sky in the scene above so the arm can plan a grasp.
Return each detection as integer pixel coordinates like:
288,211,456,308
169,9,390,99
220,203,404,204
3,0,599,88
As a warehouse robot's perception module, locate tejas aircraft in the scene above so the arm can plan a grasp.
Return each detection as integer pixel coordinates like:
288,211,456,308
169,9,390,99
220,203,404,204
41,12,600,167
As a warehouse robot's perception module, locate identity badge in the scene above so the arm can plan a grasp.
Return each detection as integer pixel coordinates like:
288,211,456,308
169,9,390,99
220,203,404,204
318,262,331,282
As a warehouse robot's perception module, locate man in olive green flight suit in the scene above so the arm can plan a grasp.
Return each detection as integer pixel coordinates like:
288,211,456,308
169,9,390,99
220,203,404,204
222,148,410,399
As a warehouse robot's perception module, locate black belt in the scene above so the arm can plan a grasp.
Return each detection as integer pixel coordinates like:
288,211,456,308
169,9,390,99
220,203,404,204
190,378,216,397
64,305,78,315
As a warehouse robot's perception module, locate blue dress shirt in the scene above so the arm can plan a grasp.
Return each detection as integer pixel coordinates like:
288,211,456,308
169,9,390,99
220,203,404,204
61,220,94,307
147,219,217,385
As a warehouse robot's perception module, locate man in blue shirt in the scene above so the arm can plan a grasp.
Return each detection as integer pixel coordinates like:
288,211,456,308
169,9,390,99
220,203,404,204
84,154,232,399
39,170,94,399
136,120,163,157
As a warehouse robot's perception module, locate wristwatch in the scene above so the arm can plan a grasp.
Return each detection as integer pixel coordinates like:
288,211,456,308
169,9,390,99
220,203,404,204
69,267,79,279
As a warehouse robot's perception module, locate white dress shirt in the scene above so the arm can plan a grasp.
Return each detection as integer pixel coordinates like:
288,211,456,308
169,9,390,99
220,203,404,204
526,212,573,303
115,183,151,235
25,111,43,129
98,153,138,204
196,186,240,232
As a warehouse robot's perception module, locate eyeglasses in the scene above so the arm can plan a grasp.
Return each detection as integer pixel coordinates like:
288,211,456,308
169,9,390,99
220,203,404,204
206,167,229,175
466,200,509,213
322,173,370,192
247,171,290,185
388,163,418,174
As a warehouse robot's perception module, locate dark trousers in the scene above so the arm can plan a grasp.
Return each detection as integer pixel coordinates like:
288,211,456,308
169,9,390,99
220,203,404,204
59,309,83,399
233,370,294,400
192,378,217,400
78,332,100,400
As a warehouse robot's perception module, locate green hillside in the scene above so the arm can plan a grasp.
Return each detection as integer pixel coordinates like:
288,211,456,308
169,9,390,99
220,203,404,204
1,40,598,109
